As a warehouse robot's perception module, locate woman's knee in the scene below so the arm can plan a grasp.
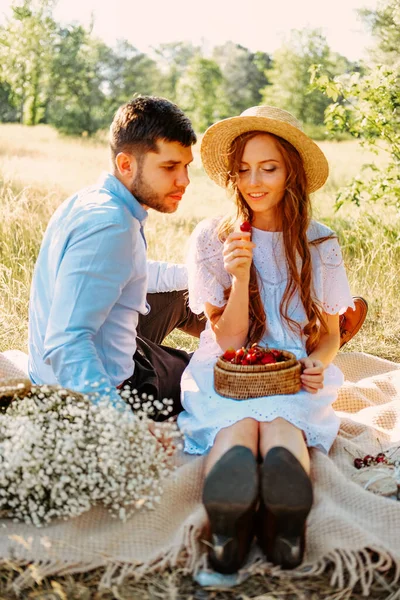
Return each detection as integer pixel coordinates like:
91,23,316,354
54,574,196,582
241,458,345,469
259,418,306,446
262,417,298,433
232,417,259,435
216,417,259,441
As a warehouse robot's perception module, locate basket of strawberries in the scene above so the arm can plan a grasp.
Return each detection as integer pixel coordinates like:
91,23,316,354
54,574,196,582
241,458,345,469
214,344,301,400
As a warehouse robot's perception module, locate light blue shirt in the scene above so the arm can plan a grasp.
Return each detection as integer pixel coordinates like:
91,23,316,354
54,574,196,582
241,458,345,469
28,172,188,408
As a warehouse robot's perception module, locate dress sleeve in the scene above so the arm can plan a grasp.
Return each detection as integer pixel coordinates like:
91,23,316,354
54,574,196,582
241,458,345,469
312,236,355,315
186,218,231,314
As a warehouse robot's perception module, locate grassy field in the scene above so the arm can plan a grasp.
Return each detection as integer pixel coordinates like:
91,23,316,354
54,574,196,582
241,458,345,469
0,124,399,360
0,124,399,599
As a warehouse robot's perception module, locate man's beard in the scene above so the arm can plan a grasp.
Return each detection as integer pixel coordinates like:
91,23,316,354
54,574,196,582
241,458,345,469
130,166,177,213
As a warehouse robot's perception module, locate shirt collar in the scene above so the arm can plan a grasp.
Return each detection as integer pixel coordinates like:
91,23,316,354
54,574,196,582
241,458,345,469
97,171,148,224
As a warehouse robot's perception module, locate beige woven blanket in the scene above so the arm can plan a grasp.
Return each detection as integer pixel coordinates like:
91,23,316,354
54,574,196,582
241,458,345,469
1,351,400,594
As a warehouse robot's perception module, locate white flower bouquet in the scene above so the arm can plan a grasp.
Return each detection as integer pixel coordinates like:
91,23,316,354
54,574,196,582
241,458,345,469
0,383,181,527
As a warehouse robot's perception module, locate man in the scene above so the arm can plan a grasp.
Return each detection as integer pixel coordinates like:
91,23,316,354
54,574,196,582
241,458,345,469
28,96,203,416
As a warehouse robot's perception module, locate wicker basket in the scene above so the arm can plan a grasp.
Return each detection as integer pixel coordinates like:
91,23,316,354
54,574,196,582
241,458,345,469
214,349,301,400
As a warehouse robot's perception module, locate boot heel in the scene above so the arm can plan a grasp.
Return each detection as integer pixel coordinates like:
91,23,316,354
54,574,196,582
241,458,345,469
259,446,313,569
203,445,258,574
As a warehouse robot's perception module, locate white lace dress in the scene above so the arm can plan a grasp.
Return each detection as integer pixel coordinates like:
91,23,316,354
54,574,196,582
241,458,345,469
177,218,355,456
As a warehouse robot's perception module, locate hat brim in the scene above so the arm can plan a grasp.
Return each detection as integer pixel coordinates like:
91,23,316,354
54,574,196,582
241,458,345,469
200,115,329,193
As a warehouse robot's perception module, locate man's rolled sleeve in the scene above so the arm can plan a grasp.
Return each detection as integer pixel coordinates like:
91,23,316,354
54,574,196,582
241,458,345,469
147,260,188,293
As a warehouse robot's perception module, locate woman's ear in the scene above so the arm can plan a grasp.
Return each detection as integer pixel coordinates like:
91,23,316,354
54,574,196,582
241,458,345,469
115,152,138,180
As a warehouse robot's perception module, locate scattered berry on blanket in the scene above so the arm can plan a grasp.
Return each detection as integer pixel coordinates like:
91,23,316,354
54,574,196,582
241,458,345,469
353,453,389,469
363,455,374,466
239,221,252,233
346,446,398,469
375,453,386,463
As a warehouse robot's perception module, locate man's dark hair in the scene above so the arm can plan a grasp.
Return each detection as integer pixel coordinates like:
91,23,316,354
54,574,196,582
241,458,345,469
109,96,197,160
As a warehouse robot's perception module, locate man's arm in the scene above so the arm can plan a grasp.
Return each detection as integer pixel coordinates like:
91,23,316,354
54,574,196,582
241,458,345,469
43,221,133,409
147,260,188,293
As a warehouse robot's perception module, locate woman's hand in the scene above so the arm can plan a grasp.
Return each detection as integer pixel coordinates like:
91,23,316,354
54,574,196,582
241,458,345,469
299,358,325,393
223,231,255,282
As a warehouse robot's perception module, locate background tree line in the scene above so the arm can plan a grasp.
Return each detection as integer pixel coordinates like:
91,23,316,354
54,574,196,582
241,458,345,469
0,0,398,145
0,0,359,135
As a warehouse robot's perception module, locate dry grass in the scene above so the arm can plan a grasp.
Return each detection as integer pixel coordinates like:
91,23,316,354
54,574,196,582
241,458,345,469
0,124,399,599
1,562,400,600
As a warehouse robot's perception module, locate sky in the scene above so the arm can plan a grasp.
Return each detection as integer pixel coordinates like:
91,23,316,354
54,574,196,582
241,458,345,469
0,0,379,61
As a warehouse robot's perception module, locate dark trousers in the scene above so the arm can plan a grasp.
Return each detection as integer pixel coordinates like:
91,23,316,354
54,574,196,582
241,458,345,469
122,291,206,420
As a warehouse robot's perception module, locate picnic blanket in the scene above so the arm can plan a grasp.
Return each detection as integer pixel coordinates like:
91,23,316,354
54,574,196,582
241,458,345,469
1,350,400,595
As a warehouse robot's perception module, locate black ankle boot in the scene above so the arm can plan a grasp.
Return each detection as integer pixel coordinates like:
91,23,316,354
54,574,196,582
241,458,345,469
257,446,313,570
202,445,259,574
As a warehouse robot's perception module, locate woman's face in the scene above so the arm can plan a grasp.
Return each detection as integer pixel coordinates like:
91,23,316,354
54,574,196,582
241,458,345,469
236,133,287,228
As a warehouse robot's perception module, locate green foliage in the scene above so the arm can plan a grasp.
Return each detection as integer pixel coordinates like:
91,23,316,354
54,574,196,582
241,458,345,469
311,64,400,211
105,40,163,116
212,42,271,116
0,0,57,125
0,80,18,122
46,24,110,135
153,42,201,103
260,29,355,127
310,0,400,211
177,56,228,132
301,123,352,141
359,0,400,66
0,3,388,139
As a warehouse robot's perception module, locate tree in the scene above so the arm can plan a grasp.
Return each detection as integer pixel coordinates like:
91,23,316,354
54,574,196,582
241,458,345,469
311,65,400,211
260,29,353,127
0,0,57,125
310,0,400,212
0,79,18,122
45,24,110,135
212,42,271,117
359,0,400,66
105,40,163,115
153,41,201,103
176,56,227,132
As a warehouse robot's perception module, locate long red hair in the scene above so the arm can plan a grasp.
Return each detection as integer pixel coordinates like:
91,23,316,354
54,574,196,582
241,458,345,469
214,131,332,355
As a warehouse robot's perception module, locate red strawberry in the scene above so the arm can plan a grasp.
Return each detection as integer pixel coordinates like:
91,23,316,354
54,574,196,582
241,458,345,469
239,221,251,233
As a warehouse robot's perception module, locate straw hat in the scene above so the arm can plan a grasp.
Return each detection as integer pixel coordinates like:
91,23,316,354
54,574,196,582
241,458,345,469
200,105,329,193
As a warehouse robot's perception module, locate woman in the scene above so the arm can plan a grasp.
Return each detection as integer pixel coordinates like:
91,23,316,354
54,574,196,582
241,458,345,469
177,105,355,574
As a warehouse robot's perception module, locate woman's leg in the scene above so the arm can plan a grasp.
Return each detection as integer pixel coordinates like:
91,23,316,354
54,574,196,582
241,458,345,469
257,418,313,570
202,418,260,574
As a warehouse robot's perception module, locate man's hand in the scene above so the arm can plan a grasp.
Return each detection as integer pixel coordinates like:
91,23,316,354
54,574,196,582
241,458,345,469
299,358,325,394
